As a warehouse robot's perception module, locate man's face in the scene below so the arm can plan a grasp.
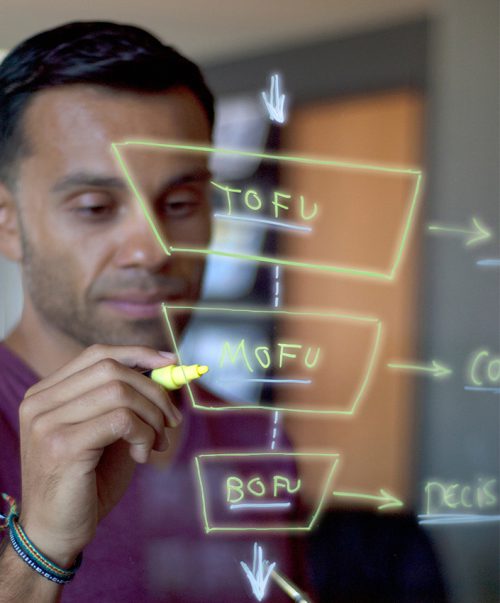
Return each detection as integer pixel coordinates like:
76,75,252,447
15,85,212,349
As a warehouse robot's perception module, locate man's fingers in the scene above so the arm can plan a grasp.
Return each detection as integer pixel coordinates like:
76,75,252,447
34,381,171,451
21,357,182,426
61,408,158,465
27,344,176,396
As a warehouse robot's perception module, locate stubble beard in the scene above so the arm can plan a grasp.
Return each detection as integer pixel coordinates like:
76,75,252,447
20,236,172,350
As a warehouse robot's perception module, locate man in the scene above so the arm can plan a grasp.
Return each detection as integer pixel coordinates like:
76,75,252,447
0,22,302,602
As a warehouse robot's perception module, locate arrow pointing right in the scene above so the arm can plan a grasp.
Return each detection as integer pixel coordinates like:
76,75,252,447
387,360,453,379
427,217,493,247
333,488,404,511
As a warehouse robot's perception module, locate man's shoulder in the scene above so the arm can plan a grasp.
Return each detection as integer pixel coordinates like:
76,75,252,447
0,342,39,420
0,343,35,497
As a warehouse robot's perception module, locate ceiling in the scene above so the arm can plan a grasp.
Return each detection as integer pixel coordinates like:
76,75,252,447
0,0,437,64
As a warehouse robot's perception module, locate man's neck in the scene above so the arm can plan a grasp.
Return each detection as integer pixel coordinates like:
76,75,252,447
4,301,84,378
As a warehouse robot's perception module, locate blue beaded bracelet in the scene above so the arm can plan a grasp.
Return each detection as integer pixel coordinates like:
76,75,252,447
1,493,82,585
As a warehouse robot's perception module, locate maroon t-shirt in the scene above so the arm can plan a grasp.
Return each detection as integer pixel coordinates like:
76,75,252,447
0,343,305,602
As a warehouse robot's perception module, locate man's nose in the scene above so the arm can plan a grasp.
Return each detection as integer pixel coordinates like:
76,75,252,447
113,206,169,270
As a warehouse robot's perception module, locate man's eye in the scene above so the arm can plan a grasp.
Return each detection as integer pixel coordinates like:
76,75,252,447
78,205,113,215
70,194,116,219
163,190,204,218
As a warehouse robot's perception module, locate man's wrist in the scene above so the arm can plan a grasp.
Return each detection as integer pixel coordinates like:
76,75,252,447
0,539,62,603
18,514,82,569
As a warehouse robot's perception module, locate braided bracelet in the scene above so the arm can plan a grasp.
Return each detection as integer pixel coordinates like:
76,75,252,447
1,493,82,585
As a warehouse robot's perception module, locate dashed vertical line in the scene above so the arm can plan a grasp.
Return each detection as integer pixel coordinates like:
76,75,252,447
270,410,280,450
273,265,281,308
271,264,281,448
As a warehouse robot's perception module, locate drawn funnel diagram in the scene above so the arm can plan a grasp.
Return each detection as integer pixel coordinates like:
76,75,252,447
112,142,422,282
112,140,422,536
161,305,382,415
194,452,340,533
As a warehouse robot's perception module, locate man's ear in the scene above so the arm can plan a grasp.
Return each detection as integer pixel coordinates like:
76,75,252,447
0,182,23,262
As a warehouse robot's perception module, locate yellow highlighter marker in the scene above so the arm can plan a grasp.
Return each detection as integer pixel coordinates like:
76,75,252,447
271,567,311,603
147,364,209,390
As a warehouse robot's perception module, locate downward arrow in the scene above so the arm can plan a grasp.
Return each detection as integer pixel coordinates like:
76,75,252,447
427,217,493,247
240,543,276,601
261,73,287,124
333,488,404,511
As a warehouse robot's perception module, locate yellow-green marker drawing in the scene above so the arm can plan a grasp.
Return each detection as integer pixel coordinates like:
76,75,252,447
387,360,452,379
147,364,208,390
111,141,423,282
162,304,383,416
194,452,340,533
427,217,493,247
332,488,404,511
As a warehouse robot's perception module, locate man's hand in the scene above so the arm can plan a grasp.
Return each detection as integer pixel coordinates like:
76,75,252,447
17,344,181,568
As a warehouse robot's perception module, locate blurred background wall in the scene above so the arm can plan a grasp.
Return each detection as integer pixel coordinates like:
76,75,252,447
417,2,498,601
0,1,498,601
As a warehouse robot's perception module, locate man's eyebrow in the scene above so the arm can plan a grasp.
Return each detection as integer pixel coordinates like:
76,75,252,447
51,168,213,195
160,168,213,190
51,172,126,194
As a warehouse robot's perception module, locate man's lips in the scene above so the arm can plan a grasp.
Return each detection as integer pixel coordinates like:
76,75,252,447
100,292,177,319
